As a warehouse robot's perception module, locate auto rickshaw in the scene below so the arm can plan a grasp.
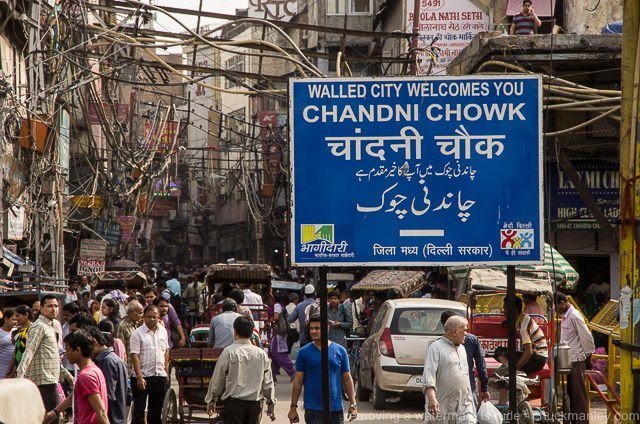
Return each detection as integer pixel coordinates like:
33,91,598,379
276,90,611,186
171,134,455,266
455,267,555,423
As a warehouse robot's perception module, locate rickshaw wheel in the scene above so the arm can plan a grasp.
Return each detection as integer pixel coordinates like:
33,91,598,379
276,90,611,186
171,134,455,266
518,400,534,424
161,388,179,424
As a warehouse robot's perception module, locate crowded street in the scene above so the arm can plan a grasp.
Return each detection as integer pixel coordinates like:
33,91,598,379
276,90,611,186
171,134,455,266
0,0,639,423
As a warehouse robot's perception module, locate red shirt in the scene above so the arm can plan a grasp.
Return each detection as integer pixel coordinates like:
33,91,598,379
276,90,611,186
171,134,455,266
74,363,108,424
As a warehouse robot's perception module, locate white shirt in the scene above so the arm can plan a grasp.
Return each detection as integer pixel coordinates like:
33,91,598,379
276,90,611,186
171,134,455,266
422,337,476,424
285,302,299,330
129,323,168,377
560,305,595,363
242,289,263,308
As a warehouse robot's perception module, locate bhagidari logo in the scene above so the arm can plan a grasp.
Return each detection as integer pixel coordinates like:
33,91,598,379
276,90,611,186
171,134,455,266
301,224,334,244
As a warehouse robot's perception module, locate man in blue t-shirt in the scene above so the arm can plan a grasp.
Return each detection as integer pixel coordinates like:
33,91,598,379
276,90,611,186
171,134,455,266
288,313,357,424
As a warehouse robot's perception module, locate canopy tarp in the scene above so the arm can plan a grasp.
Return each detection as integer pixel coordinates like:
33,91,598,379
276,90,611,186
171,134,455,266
450,243,579,291
91,271,147,289
350,270,424,298
466,268,553,296
206,263,272,285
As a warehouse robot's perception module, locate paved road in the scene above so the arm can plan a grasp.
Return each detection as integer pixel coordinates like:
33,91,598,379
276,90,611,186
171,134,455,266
171,371,612,423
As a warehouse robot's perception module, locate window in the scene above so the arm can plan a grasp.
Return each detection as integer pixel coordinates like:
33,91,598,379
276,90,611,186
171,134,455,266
224,55,245,89
391,308,464,336
327,0,371,15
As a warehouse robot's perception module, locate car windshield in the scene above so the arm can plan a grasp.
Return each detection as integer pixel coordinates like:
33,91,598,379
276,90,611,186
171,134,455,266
391,308,464,335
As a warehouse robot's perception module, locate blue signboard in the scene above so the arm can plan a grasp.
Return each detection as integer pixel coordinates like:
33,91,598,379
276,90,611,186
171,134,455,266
547,160,619,231
289,76,543,266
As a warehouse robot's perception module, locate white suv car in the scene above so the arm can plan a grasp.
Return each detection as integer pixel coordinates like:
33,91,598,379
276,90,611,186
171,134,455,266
356,298,467,409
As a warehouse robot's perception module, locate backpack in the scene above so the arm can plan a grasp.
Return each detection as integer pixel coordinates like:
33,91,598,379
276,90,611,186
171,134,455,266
275,305,289,337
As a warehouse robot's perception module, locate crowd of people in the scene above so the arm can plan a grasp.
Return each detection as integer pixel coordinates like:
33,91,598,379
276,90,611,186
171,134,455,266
0,261,601,424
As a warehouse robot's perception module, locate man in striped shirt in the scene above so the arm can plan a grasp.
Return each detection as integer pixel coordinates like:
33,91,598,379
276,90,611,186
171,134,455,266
510,0,542,35
504,296,548,374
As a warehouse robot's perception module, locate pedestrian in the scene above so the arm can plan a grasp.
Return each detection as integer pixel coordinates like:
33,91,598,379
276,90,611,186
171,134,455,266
129,304,169,424
504,296,548,374
440,310,489,409
84,325,129,424
556,292,595,424
63,279,79,305
97,319,127,362
99,280,128,320
271,294,295,381
78,275,91,297
0,308,16,378
205,315,276,423
116,300,143,373
208,298,242,349
43,329,109,424
510,0,542,35
100,298,121,332
183,273,206,325
157,296,186,349
285,293,300,352
288,284,317,347
16,294,63,423
327,290,352,349
423,315,476,423
288,313,357,424
165,270,183,314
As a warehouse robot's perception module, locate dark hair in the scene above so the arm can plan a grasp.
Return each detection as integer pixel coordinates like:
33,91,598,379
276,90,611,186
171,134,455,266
69,313,98,329
41,294,58,306
143,304,159,315
229,289,245,305
156,297,170,306
142,286,158,296
233,315,254,338
64,329,95,357
14,305,32,321
308,313,321,324
62,302,80,314
0,309,14,326
96,321,114,347
222,298,237,312
503,296,523,314
555,292,568,304
328,290,340,298
440,310,457,326
288,293,299,303
114,280,126,291
493,346,509,361
523,0,532,5
102,299,120,320
156,280,167,290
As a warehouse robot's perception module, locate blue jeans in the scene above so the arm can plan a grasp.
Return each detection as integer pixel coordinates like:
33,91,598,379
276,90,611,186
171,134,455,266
304,409,344,424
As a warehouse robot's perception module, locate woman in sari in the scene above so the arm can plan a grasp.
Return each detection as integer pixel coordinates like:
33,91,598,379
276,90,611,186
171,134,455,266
7,305,32,377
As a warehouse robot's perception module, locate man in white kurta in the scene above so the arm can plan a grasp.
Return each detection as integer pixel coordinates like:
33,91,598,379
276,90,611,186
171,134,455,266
422,315,476,424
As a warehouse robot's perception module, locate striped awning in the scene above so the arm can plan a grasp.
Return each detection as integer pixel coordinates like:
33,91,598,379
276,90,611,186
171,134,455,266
450,243,579,291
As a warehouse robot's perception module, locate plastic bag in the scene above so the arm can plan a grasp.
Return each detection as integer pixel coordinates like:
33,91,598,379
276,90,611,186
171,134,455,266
477,401,503,424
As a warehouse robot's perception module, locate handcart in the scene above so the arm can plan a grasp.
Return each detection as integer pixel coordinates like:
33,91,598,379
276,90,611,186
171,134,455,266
162,347,224,424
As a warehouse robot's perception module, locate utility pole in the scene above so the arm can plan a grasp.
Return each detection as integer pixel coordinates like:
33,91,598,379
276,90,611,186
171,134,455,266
618,0,640,419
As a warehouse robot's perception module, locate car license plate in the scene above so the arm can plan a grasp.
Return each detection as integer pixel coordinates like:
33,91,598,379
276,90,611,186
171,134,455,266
480,338,508,354
414,376,426,386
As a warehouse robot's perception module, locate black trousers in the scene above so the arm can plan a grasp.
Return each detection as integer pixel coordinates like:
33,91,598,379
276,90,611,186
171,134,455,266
222,398,262,424
131,376,168,424
37,384,59,424
566,360,589,424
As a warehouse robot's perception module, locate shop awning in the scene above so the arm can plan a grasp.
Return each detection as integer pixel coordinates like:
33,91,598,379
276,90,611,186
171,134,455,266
506,0,556,17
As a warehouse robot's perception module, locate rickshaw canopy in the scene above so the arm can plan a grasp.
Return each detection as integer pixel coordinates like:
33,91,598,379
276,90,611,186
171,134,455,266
350,270,424,298
91,271,147,290
450,243,578,291
205,263,272,286
465,268,554,297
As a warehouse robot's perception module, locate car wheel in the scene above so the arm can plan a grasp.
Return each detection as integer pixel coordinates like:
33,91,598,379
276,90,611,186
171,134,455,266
372,375,386,410
356,365,371,402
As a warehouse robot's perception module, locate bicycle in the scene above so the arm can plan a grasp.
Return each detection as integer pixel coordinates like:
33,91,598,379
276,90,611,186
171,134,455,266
345,333,366,400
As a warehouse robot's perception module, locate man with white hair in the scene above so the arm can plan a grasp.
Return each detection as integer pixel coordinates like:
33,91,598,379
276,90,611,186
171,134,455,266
422,315,476,423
